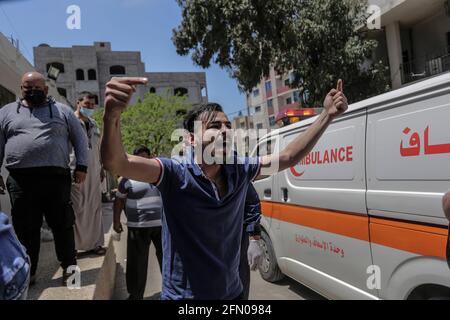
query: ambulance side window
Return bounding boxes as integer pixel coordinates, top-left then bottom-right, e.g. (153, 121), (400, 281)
(257, 139), (274, 157)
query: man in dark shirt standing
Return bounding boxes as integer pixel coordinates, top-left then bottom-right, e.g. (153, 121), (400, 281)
(0, 72), (89, 286)
(240, 184), (263, 300)
(101, 76), (347, 299)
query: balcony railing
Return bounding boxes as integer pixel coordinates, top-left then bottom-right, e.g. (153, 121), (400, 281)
(400, 51), (450, 85)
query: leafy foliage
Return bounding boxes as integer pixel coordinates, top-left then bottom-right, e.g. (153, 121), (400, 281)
(94, 93), (190, 156)
(173, 0), (390, 104)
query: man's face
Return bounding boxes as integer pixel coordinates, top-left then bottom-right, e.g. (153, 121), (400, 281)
(21, 78), (48, 99)
(194, 111), (233, 162)
(77, 97), (96, 110)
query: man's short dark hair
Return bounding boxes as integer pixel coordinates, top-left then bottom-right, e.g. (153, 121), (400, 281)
(183, 103), (224, 133)
(133, 145), (151, 156)
(77, 91), (95, 102)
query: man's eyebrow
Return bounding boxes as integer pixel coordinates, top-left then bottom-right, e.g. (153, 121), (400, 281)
(207, 120), (231, 126)
(207, 121), (222, 125)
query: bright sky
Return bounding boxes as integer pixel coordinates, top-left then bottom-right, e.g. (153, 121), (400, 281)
(0, 0), (247, 117)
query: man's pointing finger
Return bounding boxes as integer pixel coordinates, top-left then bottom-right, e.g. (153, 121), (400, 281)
(336, 79), (343, 92)
(112, 77), (148, 86)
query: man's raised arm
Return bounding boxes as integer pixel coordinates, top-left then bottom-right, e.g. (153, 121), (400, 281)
(101, 77), (161, 184)
(258, 80), (348, 178)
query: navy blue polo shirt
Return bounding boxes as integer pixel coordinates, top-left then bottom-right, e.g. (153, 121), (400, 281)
(155, 153), (261, 300)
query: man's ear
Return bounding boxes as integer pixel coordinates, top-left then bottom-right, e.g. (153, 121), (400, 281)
(187, 132), (196, 146)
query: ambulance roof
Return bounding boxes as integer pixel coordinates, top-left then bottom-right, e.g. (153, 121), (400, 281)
(263, 71), (450, 140)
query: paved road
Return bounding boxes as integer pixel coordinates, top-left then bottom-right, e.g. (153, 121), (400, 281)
(114, 237), (325, 300)
(27, 204), (113, 300)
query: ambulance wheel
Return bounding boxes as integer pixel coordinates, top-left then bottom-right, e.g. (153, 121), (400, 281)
(259, 230), (285, 283)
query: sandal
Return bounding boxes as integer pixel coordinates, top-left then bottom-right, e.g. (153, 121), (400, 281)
(91, 246), (107, 256)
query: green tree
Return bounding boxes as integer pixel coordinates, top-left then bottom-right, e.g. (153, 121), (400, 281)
(173, 0), (390, 105)
(94, 93), (190, 156)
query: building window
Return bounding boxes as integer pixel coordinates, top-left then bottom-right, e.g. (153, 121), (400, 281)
(46, 62), (65, 73)
(293, 90), (301, 103)
(174, 87), (188, 96)
(265, 81), (272, 93)
(284, 78), (290, 86)
(253, 89), (260, 97)
(267, 99), (273, 108)
(88, 69), (97, 81)
(76, 69), (85, 81)
(256, 123), (263, 130)
(269, 116), (276, 127)
(110, 65), (126, 75)
(0, 84), (16, 107)
(286, 97), (293, 105)
(255, 106), (261, 113)
(57, 87), (67, 98)
(149, 87), (156, 93)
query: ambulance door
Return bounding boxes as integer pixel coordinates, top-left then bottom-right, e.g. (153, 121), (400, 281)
(252, 138), (279, 238)
(366, 80), (450, 299)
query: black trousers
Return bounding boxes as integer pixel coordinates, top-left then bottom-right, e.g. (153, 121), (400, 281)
(6, 172), (77, 276)
(126, 226), (163, 299)
(239, 231), (251, 300)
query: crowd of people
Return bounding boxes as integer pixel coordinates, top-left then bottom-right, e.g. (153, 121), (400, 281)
(0, 71), (264, 300)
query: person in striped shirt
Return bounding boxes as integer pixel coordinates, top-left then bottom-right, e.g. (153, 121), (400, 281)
(113, 146), (163, 300)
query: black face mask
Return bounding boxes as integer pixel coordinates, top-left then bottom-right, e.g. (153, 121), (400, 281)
(23, 89), (47, 105)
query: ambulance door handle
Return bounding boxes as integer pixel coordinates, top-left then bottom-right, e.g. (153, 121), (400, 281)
(281, 188), (289, 202)
(264, 189), (272, 198)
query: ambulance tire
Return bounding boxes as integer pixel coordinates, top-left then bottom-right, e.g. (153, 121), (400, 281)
(259, 230), (285, 283)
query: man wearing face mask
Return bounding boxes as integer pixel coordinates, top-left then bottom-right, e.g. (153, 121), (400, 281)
(0, 72), (89, 286)
(70, 92), (106, 256)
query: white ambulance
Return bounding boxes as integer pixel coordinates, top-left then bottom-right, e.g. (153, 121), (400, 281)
(253, 72), (450, 300)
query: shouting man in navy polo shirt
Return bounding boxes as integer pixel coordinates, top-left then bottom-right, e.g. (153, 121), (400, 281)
(101, 77), (348, 300)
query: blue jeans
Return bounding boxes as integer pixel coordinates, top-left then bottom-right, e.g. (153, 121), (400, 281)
(0, 212), (30, 300)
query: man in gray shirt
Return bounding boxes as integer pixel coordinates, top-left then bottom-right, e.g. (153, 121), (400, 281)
(113, 145), (163, 300)
(0, 72), (88, 286)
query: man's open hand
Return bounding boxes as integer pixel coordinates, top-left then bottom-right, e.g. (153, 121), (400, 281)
(104, 77), (148, 115)
(323, 79), (348, 119)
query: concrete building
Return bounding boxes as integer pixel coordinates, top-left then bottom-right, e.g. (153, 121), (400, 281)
(34, 41), (208, 107)
(231, 112), (254, 130)
(246, 68), (322, 130)
(247, 0), (450, 130)
(369, 0), (450, 89)
(146, 72), (207, 104)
